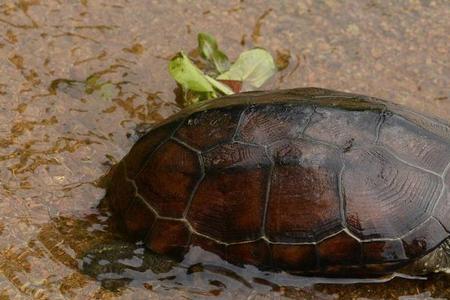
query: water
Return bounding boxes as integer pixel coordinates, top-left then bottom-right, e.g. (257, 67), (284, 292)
(0, 0), (449, 298)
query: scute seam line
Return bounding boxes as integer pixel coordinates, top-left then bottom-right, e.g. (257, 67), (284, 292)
(429, 175), (447, 216)
(432, 216), (450, 235)
(299, 106), (316, 136)
(133, 117), (186, 179)
(182, 154), (205, 219)
(233, 140), (263, 148)
(171, 136), (201, 154)
(374, 107), (388, 144)
(231, 106), (248, 142)
(338, 153), (348, 230)
(118, 161), (141, 215)
(300, 135), (341, 150)
(443, 161), (450, 179)
(131, 175), (426, 246)
(375, 145), (442, 178)
(399, 216), (434, 241)
(260, 146), (274, 237)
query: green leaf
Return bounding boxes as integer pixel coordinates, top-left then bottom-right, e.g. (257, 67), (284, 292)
(198, 33), (230, 74)
(168, 52), (216, 95)
(217, 48), (276, 91)
(204, 75), (234, 95)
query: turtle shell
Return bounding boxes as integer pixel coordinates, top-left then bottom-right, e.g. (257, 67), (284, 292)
(106, 88), (450, 276)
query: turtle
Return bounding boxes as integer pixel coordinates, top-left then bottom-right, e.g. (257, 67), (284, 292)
(104, 87), (450, 277)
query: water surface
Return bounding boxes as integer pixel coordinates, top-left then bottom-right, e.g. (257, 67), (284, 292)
(0, 1), (449, 299)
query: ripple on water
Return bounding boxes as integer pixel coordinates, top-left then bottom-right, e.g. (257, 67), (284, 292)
(0, 0), (448, 298)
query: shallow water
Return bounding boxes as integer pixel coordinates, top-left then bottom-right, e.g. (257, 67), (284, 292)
(0, 0), (449, 299)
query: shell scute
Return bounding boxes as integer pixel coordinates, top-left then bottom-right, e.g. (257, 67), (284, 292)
(202, 142), (268, 170)
(135, 140), (202, 218)
(188, 143), (271, 243)
(271, 244), (317, 271)
(124, 121), (181, 178)
(434, 170), (450, 231)
(191, 234), (226, 259)
(145, 219), (191, 259)
(304, 107), (380, 147)
(379, 114), (450, 173)
(401, 217), (448, 259)
(266, 139), (342, 243)
(236, 104), (313, 145)
(175, 106), (243, 150)
(343, 147), (443, 240)
(226, 240), (271, 268)
(122, 197), (156, 239)
(107, 162), (135, 215)
(362, 240), (407, 264)
(317, 231), (361, 266)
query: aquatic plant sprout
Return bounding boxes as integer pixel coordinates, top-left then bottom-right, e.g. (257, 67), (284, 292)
(168, 33), (277, 106)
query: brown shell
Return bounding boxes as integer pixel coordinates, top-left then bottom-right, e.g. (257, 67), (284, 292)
(106, 88), (450, 276)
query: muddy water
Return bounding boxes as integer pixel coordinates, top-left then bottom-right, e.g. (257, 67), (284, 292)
(0, 0), (449, 299)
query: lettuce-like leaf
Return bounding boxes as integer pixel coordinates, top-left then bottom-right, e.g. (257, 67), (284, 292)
(198, 33), (230, 74)
(168, 37), (278, 106)
(217, 48), (276, 91)
(168, 52), (216, 95)
(204, 75), (234, 95)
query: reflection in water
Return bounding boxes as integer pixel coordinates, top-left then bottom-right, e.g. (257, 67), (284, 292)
(2, 212), (448, 299)
(0, 0), (448, 299)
